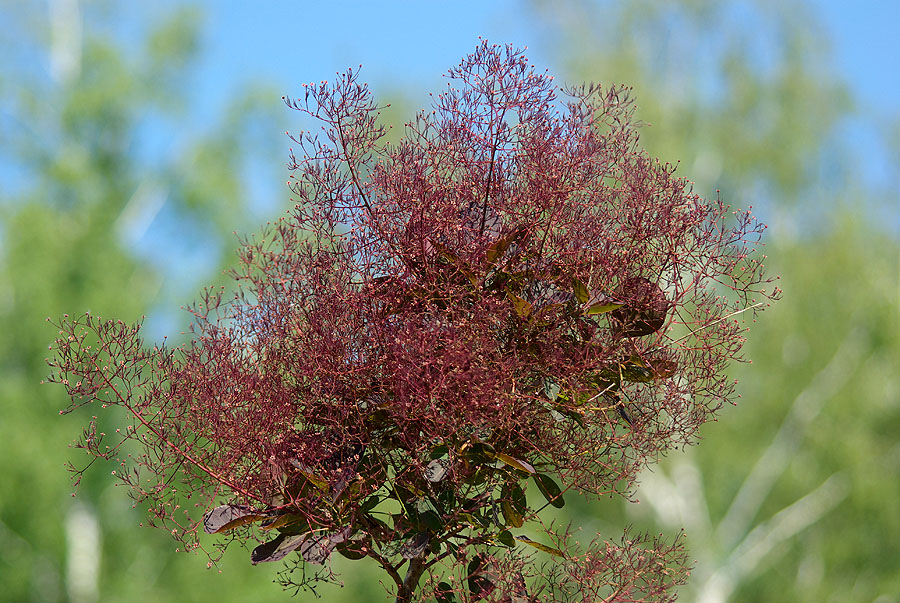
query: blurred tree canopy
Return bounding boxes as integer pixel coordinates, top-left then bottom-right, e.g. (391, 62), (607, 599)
(525, 1), (900, 601)
(2, 0), (897, 601)
(528, 0), (851, 206)
(0, 3), (295, 601)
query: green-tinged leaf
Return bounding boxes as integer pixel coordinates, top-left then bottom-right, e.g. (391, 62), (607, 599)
(587, 302), (623, 315)
(202, 504), (268, 534)
(532, 473), (565, 508)
(435, 582), (457, 603)
(496, 453), (536, 474)
(437, 489), (456, 513)
(294, 467), (329, 492)
(430, 444), (449, 459)
(550, 404), (586, 427)
(419, 510), (443, 532)
(356, 455), (388, 490)
(391, 510), (416, 535)
(395, 484), (424, 511)
(510, 483), (527, 514)
(467, 465), (501, 486)
(617, 357), (654, 382)
(459, 512), (488, 528)
(485, 227), (526, 268)
(620, 355), (678, 381)
(515, 535), (564, 557)
(554, 388), (574, 405)
(497, 529), (515, 547)
(406, 482), (427, 497)
(501, 500), (524, 528)
(506, 290), (533, 319)
(589, 371), (620, 393)
(571, 278), (590, 303)
(260, 513), (307, 534)
(464, 441), (497, 464)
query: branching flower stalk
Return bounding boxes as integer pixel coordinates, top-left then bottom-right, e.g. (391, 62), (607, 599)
(48, 42), (778, 602)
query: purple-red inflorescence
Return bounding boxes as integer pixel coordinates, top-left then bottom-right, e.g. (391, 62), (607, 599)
(48, 42), (777, 601)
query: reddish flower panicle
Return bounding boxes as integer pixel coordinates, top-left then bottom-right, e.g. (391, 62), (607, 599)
(49, 42), (777, 600)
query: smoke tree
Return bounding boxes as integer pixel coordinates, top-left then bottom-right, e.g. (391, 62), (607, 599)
(48, 43), (777, 601)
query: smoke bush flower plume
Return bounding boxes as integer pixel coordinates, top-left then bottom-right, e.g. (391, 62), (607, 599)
(48, 42), (778, 602)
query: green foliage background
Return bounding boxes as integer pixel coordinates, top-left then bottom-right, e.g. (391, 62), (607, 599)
(1, 1), (897, 601)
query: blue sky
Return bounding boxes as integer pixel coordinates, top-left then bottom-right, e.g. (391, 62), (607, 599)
(16, 0), (898, 198)
(815, 0), (900, 116)
(186, 1), (899, 201)
(191, 1), (899, 118)
(10, 1), (898, 193)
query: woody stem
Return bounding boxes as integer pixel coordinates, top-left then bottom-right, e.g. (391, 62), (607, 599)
(395, 557), (426, 603)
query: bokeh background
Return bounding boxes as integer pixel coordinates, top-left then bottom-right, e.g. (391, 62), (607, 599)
(2, 1), (898, 601)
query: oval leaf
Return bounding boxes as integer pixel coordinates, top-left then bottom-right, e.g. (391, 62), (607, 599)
(510, 483), (527, 513)
(419, 510), (444, 532)
(399, 531), (431, 559)
(496, 453), (535, 474)
(435, 582), (457, 603)
(515, 535), (564, 557)
(336, 536), (369, 560)
(618, 357), (654, 382)
(203, 505), (268, 534)
(586, 302), (623, 315)
(506, 290), (533, 319)
(474, 442), (497, 459)
(485, 227), (525, 267)
(571, 278), (589, 304)
(260, 513), (307, 534)
(497, 529), (515, 548)
(532, 473), (565, 508)
(300, 526), (352, 564)
(251, 534), (306, 564)
(287, 458), (330, 491)
(430, 444), (450, 459)
(467, 554), (496, 602)
(501, 500), (524, 528)
(425, 458), (451, 482)
(459, 512), (488, 528)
